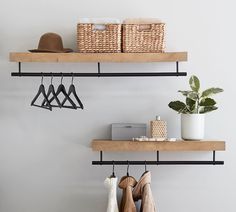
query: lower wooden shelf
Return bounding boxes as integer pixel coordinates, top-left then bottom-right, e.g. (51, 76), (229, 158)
(91, 139), (226, 152)
(9, 52), (187, 63)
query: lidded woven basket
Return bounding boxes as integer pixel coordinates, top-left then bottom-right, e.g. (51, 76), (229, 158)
(122, 18), (165, 53)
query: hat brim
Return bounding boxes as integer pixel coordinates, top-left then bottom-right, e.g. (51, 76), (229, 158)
(28, 48), (73, 53)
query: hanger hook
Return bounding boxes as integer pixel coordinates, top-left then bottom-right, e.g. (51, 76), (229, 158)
(61, 73), (63, 84)
(145, 160), (147, 172)
(71, 73), (74, 85)
(41, 73), (43, 84)
(127, 160), (129, 176)
(51, 73), (53, 85)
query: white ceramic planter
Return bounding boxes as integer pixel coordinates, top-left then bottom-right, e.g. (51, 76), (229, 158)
(181, 114), (205, 140)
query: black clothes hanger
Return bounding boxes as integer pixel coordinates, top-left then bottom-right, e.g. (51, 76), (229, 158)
(48, 74), (77, 109)
(41, 74), (61, 108)
(61, 74), (84, 109)
(110, 160), (116, 178)
(127, 161), (130, 177)
(31, 74), (52, 111)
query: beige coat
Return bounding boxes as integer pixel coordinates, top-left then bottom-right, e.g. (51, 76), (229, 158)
(118, 176), (137, 212)
(132, 171), (156, 212)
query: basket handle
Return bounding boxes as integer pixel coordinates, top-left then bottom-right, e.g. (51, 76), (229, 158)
(92, 24), (107, 31)
(137, 24), (153, 31)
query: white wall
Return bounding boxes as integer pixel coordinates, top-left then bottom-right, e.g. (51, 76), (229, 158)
(0, 0), (235, 211)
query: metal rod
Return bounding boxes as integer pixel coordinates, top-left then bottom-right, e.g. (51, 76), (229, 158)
(157, 151), (159, 162)
(100, 151), (103, 162)
(11, 72), (187, 77)
(92, 160), (224, 165)
(18, 62), (21, 75)
(98, 63), (101, 77)
(213, 150), (216, 165)
(176, 61), (179, 74)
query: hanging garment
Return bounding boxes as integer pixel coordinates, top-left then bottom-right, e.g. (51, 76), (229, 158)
(104, 177), (119, 212)
(132, 171), (156, 212)
(118, 176), (137, 212)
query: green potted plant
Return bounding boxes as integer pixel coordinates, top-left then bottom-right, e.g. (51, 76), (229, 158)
(168, 75), (223, 140)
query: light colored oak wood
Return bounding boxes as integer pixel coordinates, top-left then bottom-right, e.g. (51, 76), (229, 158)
(91, 140), (225, 152)
(9, 52), (188, 63)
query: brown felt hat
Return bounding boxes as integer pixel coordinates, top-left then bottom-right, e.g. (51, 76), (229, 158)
(29, 32), (73, 53)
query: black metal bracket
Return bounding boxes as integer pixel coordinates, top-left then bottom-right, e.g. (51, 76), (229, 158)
(11, 62), (187, 77)
(19, 62), (21, 75)
(92, 150), (224, 166)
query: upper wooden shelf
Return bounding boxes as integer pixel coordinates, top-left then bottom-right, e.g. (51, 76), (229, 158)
(91, 140), (225, 152)
(9, 52), (188, 63)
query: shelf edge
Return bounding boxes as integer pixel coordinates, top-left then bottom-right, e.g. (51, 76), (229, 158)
(9, 52), (188, 63)
(91, 140), (226, 152)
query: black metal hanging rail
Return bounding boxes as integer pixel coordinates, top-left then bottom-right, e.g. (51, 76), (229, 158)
(92, 151), (224, 166)
(11, 62), (187, 77)
(92, 161), (224, 165)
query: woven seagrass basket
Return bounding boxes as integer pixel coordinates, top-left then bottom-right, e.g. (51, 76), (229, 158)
(77, 23), (121, 53)
(150, 120), (167, 139)
(122, 23), (165, 53)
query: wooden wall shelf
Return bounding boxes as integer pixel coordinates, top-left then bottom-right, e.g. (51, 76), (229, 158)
(91, 140), (226, 152)
(10, 52), (188, 63)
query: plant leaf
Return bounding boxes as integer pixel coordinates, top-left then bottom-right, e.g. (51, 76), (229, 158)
(186, 97), (196, 112)
(199, 106), (218, 113)
(168, 101), (187, 113)
(199, 98), (216, 106)
(187, 92), (199, 100)
(178, 90), (192, 96)
(201, 87), (223, 97)
(189, 75), (200, 92)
